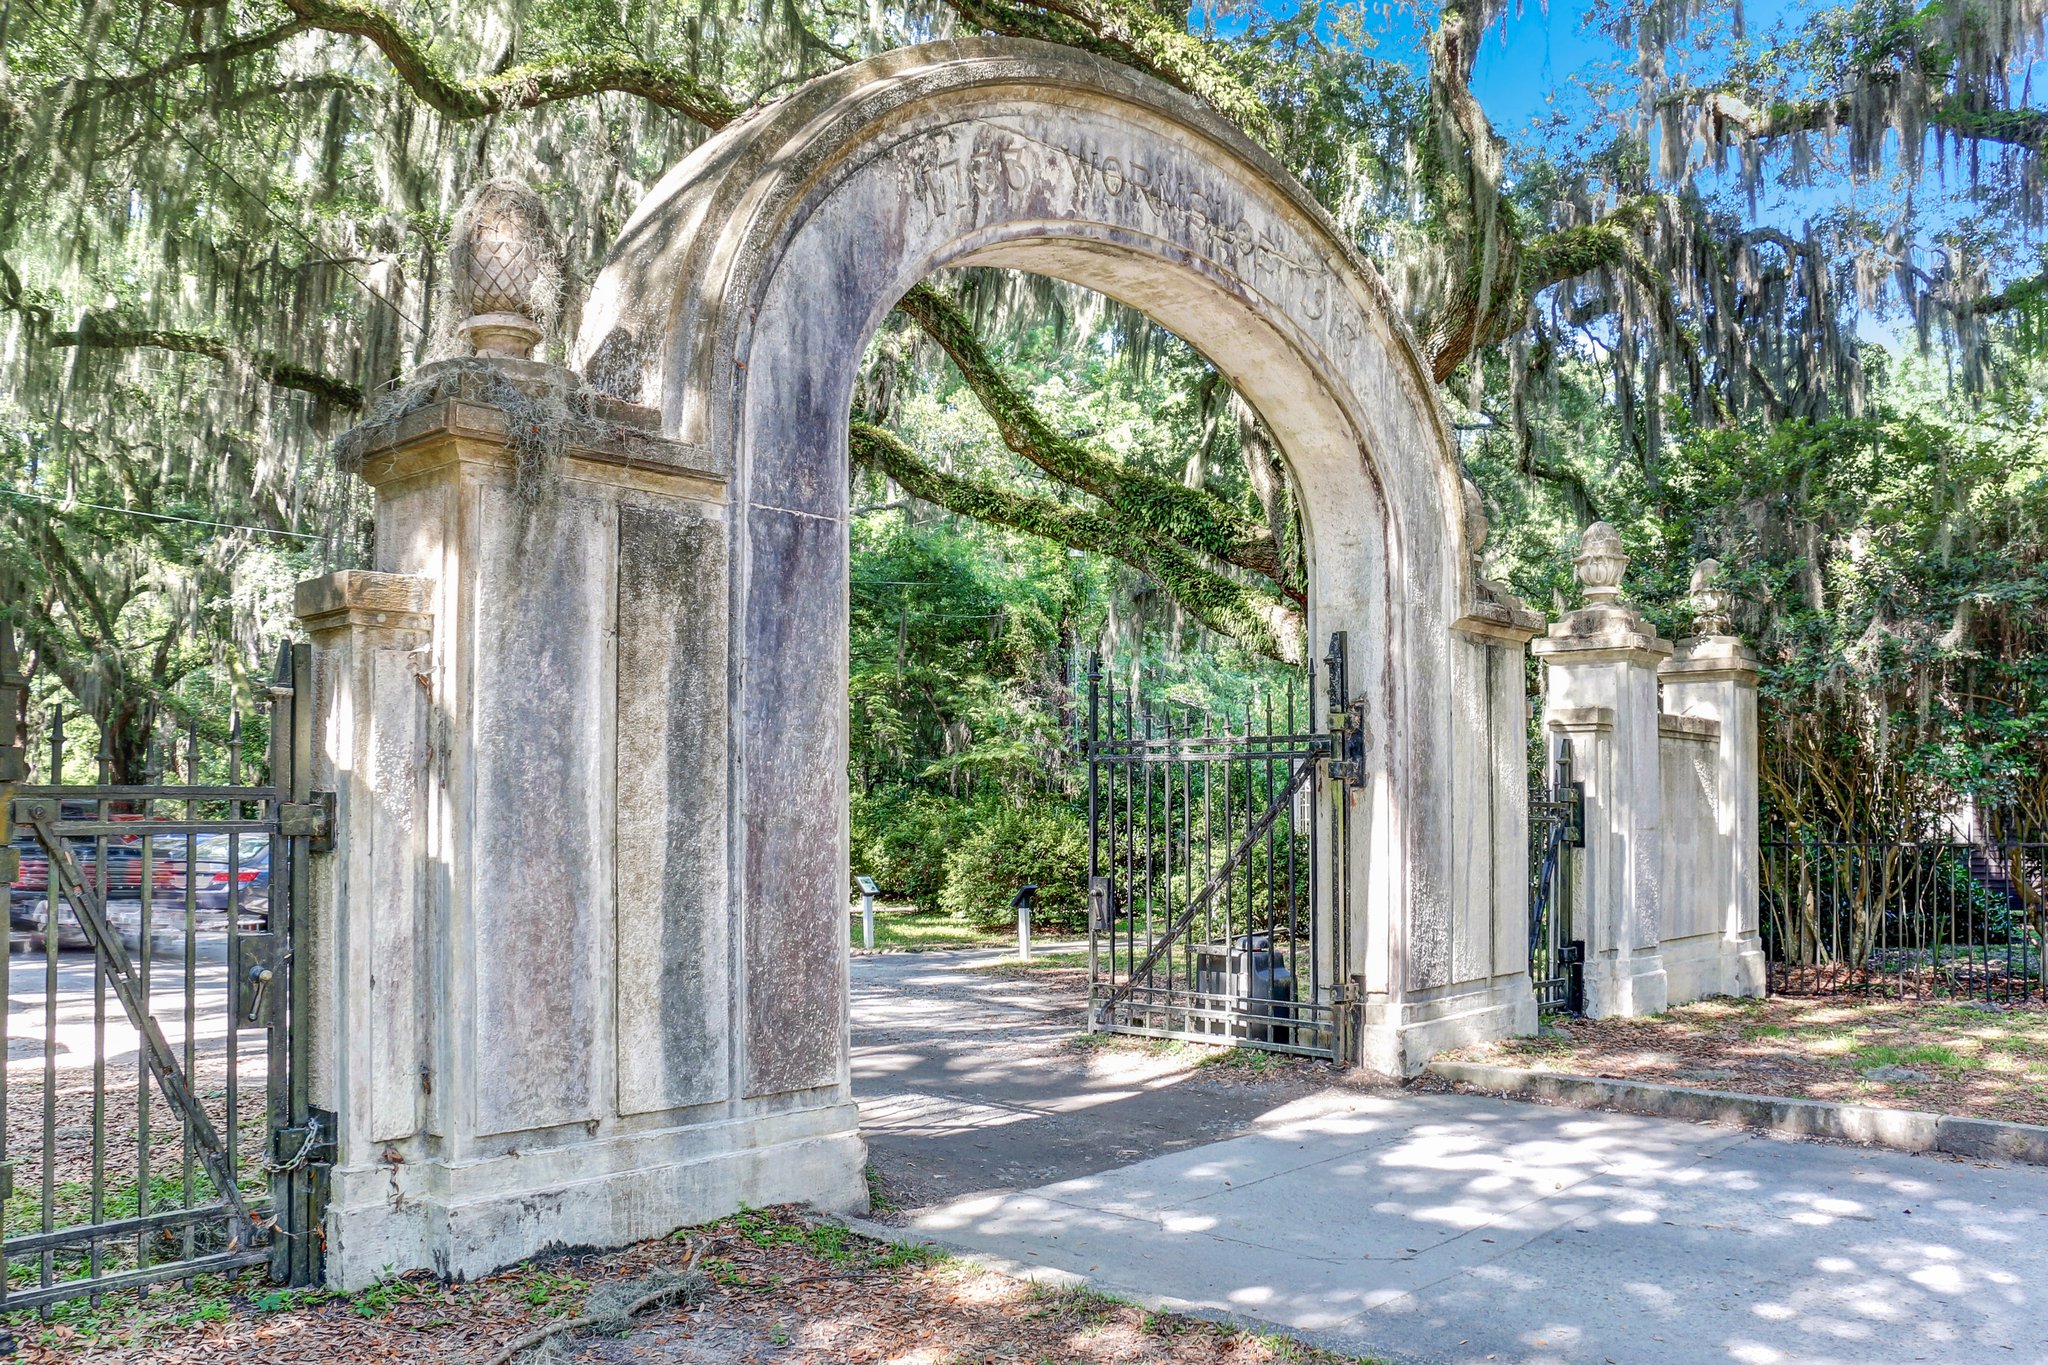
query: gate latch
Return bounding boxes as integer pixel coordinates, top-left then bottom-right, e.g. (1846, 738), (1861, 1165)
(234, 932), (282, 1026)
(280, 791), (336, 852)
(268, 1114), (335, 1173)
(1088, 876), (1120, 933)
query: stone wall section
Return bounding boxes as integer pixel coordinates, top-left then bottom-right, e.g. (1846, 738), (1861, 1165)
(1536, 528), (1765, 1018)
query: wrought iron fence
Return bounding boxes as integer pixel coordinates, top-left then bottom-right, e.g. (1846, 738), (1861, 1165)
(1761, 833), (2046, 1002)
(0, 641), (327, 1314)
(1083, 651), (1342, 1059)
(1527, 736), (1584, 1013)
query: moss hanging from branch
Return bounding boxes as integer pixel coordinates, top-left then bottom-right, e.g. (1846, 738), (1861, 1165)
(50, 316), (365, 411)
(851, 420), (1301, 661)
(939, 0), (1279, 148)
(896, 284), (1296, 599)
(275, 0), (743, 126)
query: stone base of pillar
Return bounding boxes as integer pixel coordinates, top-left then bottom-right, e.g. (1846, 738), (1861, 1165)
(1723, 935), (1767, 998)
(1659, 932), (1767, 1007)
(323, 1105), (866, 1288)
(1357, 972), (1538, 1076)
(1582, 952), (1668, 1019)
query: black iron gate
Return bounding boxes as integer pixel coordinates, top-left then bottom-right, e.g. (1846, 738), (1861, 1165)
(1083, 635), (1364, 1061)
(0, 633), (328, 1313)
(1528, 734), (1584, 1013)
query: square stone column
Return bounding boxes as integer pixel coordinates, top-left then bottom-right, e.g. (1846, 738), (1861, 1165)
(1532, 525), (1671, 1018)
(299, 359), (865, 1288)
(1660, 634), (1766, 999)
(295, 572), (434, 1192)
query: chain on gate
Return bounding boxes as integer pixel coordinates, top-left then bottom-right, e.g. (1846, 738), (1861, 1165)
(1528, 734), (1585, 1014)
(0, 631), (330, 1315)
(1083, 634), (1367, 1061)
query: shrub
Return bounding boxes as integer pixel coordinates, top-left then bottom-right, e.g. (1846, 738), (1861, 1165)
(939, 804), (1089, 929)
(852, 789), (981, 911)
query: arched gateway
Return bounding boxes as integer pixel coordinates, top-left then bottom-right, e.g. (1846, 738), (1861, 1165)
(301, 39), (1543, 1287)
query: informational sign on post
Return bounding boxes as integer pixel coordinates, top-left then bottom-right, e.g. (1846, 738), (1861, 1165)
(855, 876), (880, 950)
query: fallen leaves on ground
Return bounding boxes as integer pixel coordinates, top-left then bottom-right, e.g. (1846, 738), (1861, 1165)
(8, 1207), (1378, 1364)
(1441, 994), (2048, 1124)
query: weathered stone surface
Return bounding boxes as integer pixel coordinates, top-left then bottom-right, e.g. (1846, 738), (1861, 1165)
(470, 486), (612, 1135)
(615, 501), (731, 1114)
(741, 504), (847, 1098)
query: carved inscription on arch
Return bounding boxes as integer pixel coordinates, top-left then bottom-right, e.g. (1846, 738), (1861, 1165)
(892, 121), (1365, 365)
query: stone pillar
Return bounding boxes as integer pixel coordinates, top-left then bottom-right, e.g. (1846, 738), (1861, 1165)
(295, 572), (433, 1213)
(1532, 524), (1671, 1017)
(300, 357), (866, 1287)
(1658, 560), (1766, 1000)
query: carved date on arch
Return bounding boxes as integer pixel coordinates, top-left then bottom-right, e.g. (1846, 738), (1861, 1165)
(891, 121), (1362, 362)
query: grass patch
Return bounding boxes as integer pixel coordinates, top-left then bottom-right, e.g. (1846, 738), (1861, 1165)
(864, 1162), (897, 1215)
(1197, 1044), (1287, 1073)
(1850, 1042), (1979, 1071)
(850, 907), (1027, 951)
(971, 948), (1090, 976)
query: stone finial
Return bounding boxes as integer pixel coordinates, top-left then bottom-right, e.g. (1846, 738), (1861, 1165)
(450, 179), (561, 361)
(1461, 477), (1489, 562)
(1688, 557), (1733, 636)
(1574, 521), (1628, 606)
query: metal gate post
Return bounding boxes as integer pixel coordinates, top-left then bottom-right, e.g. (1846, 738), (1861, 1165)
(266, 641), (331, 1286)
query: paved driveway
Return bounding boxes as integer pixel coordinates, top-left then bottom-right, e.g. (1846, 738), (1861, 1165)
(851, 952), (2048, 1365)
(851, 947), (1330, 1210)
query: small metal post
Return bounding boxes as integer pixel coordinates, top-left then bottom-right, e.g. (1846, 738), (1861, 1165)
(1012, 883), (1039, 962)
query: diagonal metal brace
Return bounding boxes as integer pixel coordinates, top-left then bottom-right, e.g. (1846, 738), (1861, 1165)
(1095, 758), (1319, 1024)
(21, 804), (257, 1238)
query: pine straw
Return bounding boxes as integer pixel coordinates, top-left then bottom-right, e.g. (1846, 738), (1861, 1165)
(1437, 994), (2048, 1125)
(8, 1207), (1376, 1364)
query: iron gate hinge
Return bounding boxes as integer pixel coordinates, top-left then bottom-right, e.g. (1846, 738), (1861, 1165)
(1327, 700), (1370, 788)
(280, 791), (336, 851)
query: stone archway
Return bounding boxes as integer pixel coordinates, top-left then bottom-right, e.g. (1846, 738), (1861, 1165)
(577, 35), (1539, 1083)
(302, 37), (1542, 1287)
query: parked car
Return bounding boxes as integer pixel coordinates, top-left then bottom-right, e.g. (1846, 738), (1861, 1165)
(9, 839), (182, 950)
(154, 834), (271, 922)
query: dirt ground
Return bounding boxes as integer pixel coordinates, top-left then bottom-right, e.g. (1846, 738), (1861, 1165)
(1440, 993), (2048, 1124)
(6, 1207), (1375, 1364)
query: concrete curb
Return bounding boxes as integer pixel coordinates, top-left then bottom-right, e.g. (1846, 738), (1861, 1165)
(1427, 1060), (2048, 1166)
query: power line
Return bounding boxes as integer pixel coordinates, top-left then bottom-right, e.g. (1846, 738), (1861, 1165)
(0, 485), (330, 542)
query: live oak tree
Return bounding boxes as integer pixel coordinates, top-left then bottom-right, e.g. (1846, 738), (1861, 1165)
(1, 0), (2042, 772)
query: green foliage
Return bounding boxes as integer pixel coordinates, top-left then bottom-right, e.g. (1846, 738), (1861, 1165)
(939, 804), (1090, 929)
(852, 790), (983, 911)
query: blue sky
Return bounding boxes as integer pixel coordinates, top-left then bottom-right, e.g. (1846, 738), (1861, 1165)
(1187, 0), (2045, 337)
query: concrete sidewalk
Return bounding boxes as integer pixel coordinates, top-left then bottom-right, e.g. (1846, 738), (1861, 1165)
(895, 1088), (2048, 1365)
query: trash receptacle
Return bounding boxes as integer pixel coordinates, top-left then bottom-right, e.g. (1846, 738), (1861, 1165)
(1192, 933), (1295, 1045)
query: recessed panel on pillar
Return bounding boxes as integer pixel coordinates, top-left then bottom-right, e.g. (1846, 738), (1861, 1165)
(615, 501), (731, 1114)
(741, 503), (846, 1098)
(471, 487), (614, 1135)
